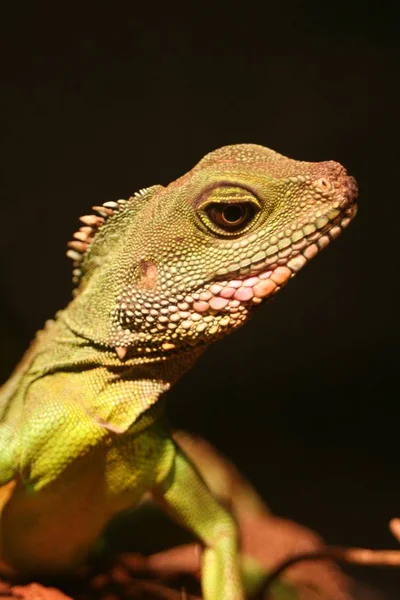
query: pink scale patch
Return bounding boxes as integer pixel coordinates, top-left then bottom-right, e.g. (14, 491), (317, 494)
(243, 277), (259, 287)
(228, 280), (243, 289)
(209, 296), (229, 310)
(199, 291), (212, 301)
(253, 279), (276, 298)
(303, 244), (319, 259)
(209, 284), (223, 295)
(193, 301), (209, 312)
(234, 287), (254, 302)
(270, 266), (291, 285)
(219, 287), (236, 299)
(259, 270), (272, 280)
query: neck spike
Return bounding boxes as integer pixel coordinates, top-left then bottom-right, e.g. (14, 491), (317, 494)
(66, 198), (127, 283)
(66, 185), (161, 288)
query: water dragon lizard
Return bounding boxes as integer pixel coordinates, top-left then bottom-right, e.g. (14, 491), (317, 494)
(0, 144), (358, 599)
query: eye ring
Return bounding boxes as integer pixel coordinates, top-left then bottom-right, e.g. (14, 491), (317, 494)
(205, 202), (257, 232)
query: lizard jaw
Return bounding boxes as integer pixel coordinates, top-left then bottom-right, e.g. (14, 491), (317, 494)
(197, 202), (358, 310)
(111, 200), (357, 356)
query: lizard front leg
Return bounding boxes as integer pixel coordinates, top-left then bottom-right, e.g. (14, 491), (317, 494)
(154, 447), (244, 600)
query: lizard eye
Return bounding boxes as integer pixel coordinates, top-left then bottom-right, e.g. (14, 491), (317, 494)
(197, 185), (261, 236)
(206, 203), (257, 232)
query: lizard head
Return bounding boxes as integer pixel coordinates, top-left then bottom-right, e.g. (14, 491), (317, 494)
(67, 144), (358, 360)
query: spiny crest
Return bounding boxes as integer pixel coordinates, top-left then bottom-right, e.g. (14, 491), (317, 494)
(67, 187), (154, 287)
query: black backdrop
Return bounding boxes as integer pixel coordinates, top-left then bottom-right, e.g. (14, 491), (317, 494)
(1, 2), (399, 597)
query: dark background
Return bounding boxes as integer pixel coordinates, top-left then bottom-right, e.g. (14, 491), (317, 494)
(1, 2), (399, 597)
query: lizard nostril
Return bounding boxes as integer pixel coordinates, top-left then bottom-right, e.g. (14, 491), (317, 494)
(312, 177), (333, 199)
(312, 178), (332, 194)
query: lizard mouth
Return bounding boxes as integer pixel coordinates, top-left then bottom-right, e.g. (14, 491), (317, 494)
(193, 201), (358, 313)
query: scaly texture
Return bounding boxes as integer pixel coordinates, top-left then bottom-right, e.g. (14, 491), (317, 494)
(0, 144), (358, 600)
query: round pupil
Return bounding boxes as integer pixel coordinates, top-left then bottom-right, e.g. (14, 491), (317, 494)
(223, 204), (244, 223)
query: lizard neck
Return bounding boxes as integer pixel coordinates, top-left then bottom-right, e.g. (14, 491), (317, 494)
(27, 315), (204, 435)
(51, 310), (205, 375)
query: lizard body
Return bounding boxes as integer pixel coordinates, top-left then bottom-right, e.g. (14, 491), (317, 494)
(0, 144), (358, 599)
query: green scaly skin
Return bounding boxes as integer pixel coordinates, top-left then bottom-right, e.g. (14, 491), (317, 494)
(0, 144), (358, 599)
